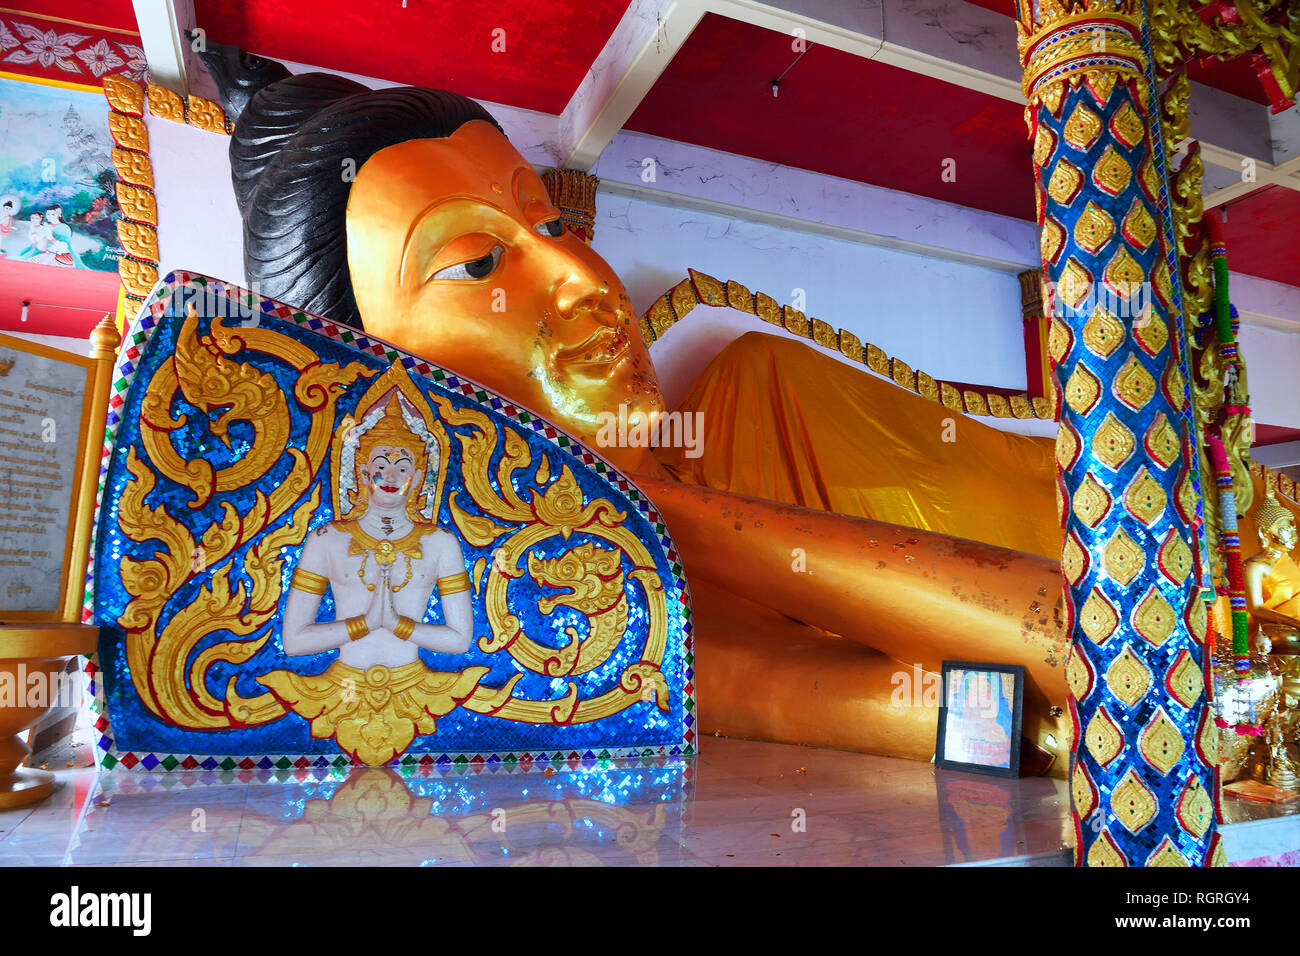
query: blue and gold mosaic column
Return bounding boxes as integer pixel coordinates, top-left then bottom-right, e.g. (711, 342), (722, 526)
(1017, 0), (1221, 866)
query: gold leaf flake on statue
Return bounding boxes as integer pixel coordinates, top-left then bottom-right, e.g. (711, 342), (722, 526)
(1079, 586), (1119, 645)
(1125, 468), (1167, 526)
(1047, 158), (1084, 204)
(1156, 529), (1192, 585)
(1072, 762), (1097, 818)
(1165, 648), (1202, 709)
(1105, 643), (1151, 708)
(1086, 828), (1127, 867)
(1109, 102), (1145, 148)
(1121, 199), (1156, 251)
(1092, 146), (1133, 196)
(1067, 644), (1095, 700)
(1146, 836), (1190, 867)
(1134, 586), (1176, 647)
(1064, 364), (1101, 414)
(1073, 202), (1115, 255)
(1103, 529), (1145, 587)
(1092, 413), (1135, 471)
(1112, 354), (1156, 410)
(1062, 531), (1089, 585)
(1111, 768), (1158, 833)
(1175, 776), (1213, 839)
(1085, 704), (1124, 766)
(1063, 101), (1103, 150)
(1081, 305), (1124, 358)
(1140, 706), (1185, 775)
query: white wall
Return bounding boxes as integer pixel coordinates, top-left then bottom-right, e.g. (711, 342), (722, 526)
(1239, 322), (1300, 430)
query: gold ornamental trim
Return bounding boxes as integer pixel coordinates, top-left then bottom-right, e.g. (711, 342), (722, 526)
(103, 76), (158, 305)
(640, 269), (1055, 422)
(1017, 2), (1147, 104)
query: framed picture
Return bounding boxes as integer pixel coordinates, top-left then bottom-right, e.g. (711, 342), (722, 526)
(935, 661), (1025, 778)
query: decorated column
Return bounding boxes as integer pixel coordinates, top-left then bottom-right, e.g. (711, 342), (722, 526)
(1018, 0), (1221, 866)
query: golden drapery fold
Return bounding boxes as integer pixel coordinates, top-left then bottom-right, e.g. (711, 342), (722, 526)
(655, 332), (1060, 560)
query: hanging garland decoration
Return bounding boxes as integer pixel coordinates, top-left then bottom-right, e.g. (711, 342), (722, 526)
(1205, 433), (1251, 673)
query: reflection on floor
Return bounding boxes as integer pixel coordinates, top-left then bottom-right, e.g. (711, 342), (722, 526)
(0, 738), (1089, 866)
(4, 736), (1295, 866)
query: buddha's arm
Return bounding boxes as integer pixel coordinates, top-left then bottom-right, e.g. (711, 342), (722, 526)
(1244, 560), (1300, 630)
(636, 476), (1070, 704)
(403, 532), (474, 655)
(281, 536), (381, 655)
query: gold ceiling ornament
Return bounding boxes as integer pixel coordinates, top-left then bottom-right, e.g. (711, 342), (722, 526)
(1079, 586), (1120, 644)
(1150, 0), (1299, 105)
(1126, 467), (1169, 526)
(1111, 767), (1159, 833)
(1085, 703), (1126, 765)
(640, 269), (1054, 420)
(1106, 642), (1153, 707)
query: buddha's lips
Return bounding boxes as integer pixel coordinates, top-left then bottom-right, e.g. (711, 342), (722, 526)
(559, 323), (630, 367)
(380, 485), (399, 493)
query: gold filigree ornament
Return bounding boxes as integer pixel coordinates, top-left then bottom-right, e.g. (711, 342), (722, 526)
(1085, 704), (1124, 767)
(1125, 468), (1168, 526)
(1073, 202), (1116, 255)
(1072, 473), (1113, 528)
(1082, 305), (1124, 358)
(1047, 158), (1084, 205)
(1063, 101), (1103, 150)
(1133, 585), (1177, 647)
(1087, 828), (1128, 867)
(120, 305), (371, 730)
(1103, 528), (1145, 587)
(1112, 354), (1157, 410)
(1072, 762), (1098, 818)
(1079, 586), (1119, 645)
(1175, 775), (1213, 840)
(1092, 147), (1134, 197)
(1092, 413), (1135, 471)
(1139, 706), (1185, 774)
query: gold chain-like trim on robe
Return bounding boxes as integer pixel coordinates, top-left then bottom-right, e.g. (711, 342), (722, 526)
(639, 268), (1055, 422)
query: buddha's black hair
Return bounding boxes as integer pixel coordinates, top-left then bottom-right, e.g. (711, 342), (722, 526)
(202, 47), (502, 328)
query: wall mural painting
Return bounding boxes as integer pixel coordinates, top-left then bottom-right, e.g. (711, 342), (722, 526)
(0, 76), (121, 271)
(90, 274), (694, 769)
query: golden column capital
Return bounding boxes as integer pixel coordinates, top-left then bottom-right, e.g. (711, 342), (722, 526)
(1017, 0), (1148, 105)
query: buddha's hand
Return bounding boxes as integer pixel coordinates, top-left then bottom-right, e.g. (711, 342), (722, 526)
(363, 572), (389, 633)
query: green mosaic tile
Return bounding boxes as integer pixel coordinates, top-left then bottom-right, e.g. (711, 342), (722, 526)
(218, 757), (236, 770)
(274, 757), (291, 770)
(161, 755), (179, 770)
(100, 753), (118, 769)
(452, 754), (469, 765)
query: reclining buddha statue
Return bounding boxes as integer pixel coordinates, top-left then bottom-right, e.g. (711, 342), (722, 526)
(201, 50), (1072, 774)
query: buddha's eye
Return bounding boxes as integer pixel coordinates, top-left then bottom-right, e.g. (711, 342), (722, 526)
(432, 244), (503, 280)
(535, 219), (564, 238)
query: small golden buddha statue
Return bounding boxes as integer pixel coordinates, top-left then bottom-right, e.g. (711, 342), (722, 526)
(1244, 494), (1300, 657)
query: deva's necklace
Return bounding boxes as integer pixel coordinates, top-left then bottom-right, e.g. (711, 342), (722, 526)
(339, 515), (427, 592)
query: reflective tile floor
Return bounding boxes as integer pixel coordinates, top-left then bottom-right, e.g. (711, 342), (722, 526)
(0, 738), (1079, 866)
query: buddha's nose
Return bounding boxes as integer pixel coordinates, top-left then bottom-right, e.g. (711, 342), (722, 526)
(554, 271), (611, 322)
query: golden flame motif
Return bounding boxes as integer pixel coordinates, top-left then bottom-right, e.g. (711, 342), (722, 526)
(1079, 587), (1120, 645)
(1086, 828), (1128, 867)
(1121, 199), (1157, 252)
(1066, 644), (1095, 700)
(1073, 202), (1116, 256)
(1072, 473), (1113, 528)
(1033, 123), (1056, 166)
(1085, 704), (1125, 766)
(1049, 315), (1073, 364)
(1058, 258), (1094, 310)
(1093, 413), (1136, 471)
(1139, 706), (1186, 774)
(1062, 531), (1089, 586)
(1109, 102), (1146, 149)
(1156, 529), (1193, 586)
(1092, 146), (1134, 197)
(1072, 762), (1097, 818)
(1165, 648), (1203, 710)
(1056, 421), (1081, 471)
(1103, 529), (1145, 588)
(1081, 305), (1124, 358)
(1064, 364), (1102, 415)
(1124, 468), (1168, 526)
(1111, 768), (1158, 833)
(1041, 216), (1066, 264)
(1063, 101), (1104, 150)
(1112, 354), (1157, 410)
(1105, 643), (1152, 708)
(1175, 775), (1213, 839)
(1143, 414), (1181, 470)
(1146, 836), (1190, 867)
(1133, 586), (1177, 647)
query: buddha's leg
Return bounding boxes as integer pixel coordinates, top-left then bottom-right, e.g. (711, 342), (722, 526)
(640, 476), (1071, 770)
(691, 578), (937, 762)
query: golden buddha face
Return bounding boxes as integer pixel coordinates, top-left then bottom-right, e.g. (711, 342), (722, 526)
(346, 121), (663, 473)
